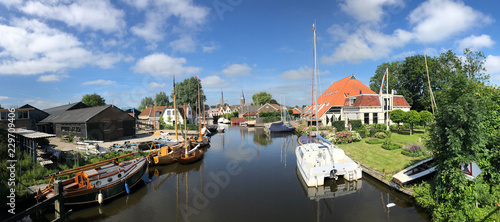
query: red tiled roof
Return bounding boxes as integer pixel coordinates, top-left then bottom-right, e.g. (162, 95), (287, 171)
(304, 75), (377, 118)
(138, 106), (171, 119)
(344, 95), (381, 107)
(231, 118), (249, 123)
(243, 111), (259, 116)
(393, 96), (411, 107)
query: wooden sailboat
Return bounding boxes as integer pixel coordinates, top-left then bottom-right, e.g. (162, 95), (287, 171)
(35, 153), (147, 205)
(147, 76), (187, 165)
(176, 99), (205, 164)
(190, 79), (210, 148)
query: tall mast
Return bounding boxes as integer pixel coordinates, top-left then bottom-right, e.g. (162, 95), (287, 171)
(173, 76), (178, 140)
(310, 23), (315, 138)
(314, 23), (318, 133)
(424, 53), (435, 115)
(198, 78), (201, 140)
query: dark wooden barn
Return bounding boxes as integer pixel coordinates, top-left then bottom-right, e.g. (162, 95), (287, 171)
(40, 104), (135, 141)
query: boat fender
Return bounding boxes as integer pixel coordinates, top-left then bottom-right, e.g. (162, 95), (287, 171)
(125, 182), (130, 194)
(98, 191), (103, 205)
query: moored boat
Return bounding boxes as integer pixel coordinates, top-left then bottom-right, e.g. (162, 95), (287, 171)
(35, 153), (147, 205)
(265, 121), (296, 133)
(390, 157), (436, 190)
(296, 135), (362, 187)
(176, 144), (204, 164)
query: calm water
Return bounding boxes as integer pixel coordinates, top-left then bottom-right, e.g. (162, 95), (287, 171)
(45, 126), (430, 221)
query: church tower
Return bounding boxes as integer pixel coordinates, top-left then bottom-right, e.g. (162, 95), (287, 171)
(240, 90), (245, 117)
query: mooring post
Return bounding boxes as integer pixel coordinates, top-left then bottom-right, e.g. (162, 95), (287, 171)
(54, 180), (65, 222)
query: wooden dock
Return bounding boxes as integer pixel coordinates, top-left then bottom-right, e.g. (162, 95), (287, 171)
(356, 161), (414, 196)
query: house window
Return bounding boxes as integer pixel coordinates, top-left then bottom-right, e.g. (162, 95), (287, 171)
(373, 113), (378, 124)
(155, 111), (161, 117)
(364, 113), (369, 124)
(384, 98), (390, 111)
(167, 110), (171, 115)
(17, 111), (28, 119)
(0, 112), (6, 120)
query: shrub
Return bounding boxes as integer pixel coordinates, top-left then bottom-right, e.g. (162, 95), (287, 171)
(348, 120), (362, 131)
(357, 130), (366, 138)
(381, 143), (402, 150)
(365, 138), (384, 144)
(329, 131), (362, 144)
(401, 144), (424, 156)
(375, 123), (387, 130)
(374, 132), (387, 139)
(389, 124), (399, 131)
(331, 120), (345, 131)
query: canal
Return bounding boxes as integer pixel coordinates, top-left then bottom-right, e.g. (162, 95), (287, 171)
(46, 125), (430, 221)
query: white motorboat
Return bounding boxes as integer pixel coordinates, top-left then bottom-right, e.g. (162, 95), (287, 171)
(296, 135), (362, 187)
(223, 118), (230, 124)
(390, 157), (436, 190)
(218, 117), (225, 123)
(217, 124), (225, 133)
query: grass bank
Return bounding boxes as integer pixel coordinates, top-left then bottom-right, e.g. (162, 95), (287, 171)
(337, 130), (432, 181)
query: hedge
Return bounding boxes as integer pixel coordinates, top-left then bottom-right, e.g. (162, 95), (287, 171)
(332, 120), (345, 131)
(348, 120), (362, 131)
(381, 143), (402, 150)
(357, 130), (366, 138)
(365, 138), (384, 144)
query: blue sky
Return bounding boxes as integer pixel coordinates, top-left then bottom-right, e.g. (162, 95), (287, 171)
(1, 0), (499, 109)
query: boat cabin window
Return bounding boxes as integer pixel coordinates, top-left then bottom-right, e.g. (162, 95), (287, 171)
(108, 178), (113, 182)
(117, 173), (122, 178)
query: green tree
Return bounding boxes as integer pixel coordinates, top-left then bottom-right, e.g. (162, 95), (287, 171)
(81, 93), (106, 107)
(252, 92), (272, 105)
(155, 91), (170, 106)
(403, 110), (420, 135)
(462, 48), (489, 82)
(171, 77), (205, 114)
(370, 49), (489, 112)
(269, 99), (278, 104)
(389, 109), (405, 131)
(138, 97), (153, 111)
(419, 73), (500, 221)
(419, 110), (433, 133)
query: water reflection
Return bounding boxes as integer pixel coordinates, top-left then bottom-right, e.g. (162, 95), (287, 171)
(40, 126), (428, 222)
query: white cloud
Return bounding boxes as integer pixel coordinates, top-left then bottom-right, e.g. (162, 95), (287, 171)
(132, 53), (201, 77)
(82, 79), (117, 85)
(485, 55), (500, 74)
(458, 34), (495, 50)
(148, 82), (166, 89)
(202, 42), (219, 53)
(325, 0), (492, 64)
(0, 18), (125, 75)
(170, 36), (196, 53)
(201, 76), (229, 88)
(0, 96), (8, 100)
(37, 74), (69, 82)
(153, 0), (209, 27)
(338, 0), (404, 23)
(130, 0), (209, 42)
(322, 27), (412, 63)
(279, 66), (331, 81)
(221, 63), (252, 77)
(409, 0), (492, 43)
(131, 12), (165, 42)
(19, 0), (125, 33)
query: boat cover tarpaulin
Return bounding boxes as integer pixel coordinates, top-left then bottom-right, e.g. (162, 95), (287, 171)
(298, 135), (317, 144)
(268, 122), (296, 132)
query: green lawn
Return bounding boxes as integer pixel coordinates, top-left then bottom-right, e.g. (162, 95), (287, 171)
(337, 130), (432, 181)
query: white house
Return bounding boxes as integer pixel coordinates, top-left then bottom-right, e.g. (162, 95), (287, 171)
(161, 104), (196, 125)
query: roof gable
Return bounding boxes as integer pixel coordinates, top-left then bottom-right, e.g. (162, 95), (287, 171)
(393, 96), (411, 107)
(41, 105), (111, 123)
